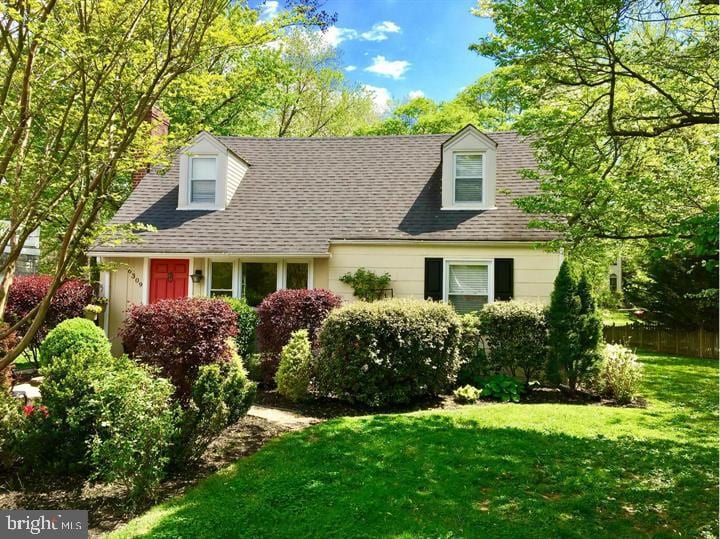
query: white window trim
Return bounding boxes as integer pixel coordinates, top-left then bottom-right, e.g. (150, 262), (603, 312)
(452, 151), (486, 208)
(442, 258), (494, 308)
(282, 259), (314, 290)
(187, 155), (219, 209)
(206, 258), (238, 297)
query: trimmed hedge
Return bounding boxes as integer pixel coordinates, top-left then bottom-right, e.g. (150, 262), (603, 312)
(40, 318), (111, 366)
(477, 301), (549, 385)
(222, 297), (258, 358)
(315, 299), (462, 406)
(120, 298), (237, 402)
(276, 329), (312, 402)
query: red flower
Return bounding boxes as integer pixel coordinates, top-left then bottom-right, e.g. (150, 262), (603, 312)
(23, 404), (49, 418)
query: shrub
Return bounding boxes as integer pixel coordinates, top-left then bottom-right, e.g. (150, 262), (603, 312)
(477, 301), (549, 385)
(222, 297), (258, 358)
(40, 318), (110, 366)
(171, 354), (255, 468)
(120, 298), (237, 402)
(339, 267), (392, 301)
(5, 276), (93, 365)
(481, 374), (523, 403)
(275, 329), (312, 402)
(547, 262), (603, 391)
(0, 387), (23, 470)
(256, 288), (341, 360)
(244, 352), (278, 387)
(316, 299), (462, 406)
(456, 313), (490, 386)
(593, 344), (643, 404)
(453, 384), (481, 404)
(87, 357), (176, 501)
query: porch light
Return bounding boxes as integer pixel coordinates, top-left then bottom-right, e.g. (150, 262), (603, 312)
(190, 269), (204, 284)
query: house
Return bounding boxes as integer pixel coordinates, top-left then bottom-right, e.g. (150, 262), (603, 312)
(1, 221), (40, 275)
(89, 125), (562, 352)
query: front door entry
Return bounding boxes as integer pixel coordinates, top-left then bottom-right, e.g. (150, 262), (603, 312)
(149, 259), (189, 303)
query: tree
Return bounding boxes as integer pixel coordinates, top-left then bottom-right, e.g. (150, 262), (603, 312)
(264, 30), (376, 137)
(547, 262), (601, 391)
(471, 0), (717, 255)
(0, 0), (329, 369)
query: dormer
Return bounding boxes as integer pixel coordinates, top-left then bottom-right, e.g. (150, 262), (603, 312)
(177, 132), (248, 211)
(441, 125), (497, 211)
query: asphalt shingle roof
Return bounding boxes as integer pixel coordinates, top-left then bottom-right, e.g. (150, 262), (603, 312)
(94, 131), (555, 255)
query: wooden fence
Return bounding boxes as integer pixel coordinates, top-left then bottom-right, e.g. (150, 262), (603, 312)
(603, 323), (719, 359)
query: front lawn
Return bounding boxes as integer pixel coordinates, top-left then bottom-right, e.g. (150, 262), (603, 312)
(114, 352), (719, 538)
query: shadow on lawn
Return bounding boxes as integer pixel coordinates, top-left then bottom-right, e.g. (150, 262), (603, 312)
(127, 414), (718, 539)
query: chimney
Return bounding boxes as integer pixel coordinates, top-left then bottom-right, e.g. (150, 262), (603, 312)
(132, 106), (169, 189)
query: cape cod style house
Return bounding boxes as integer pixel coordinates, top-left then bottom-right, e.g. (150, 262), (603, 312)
(89, 125), (562, 353)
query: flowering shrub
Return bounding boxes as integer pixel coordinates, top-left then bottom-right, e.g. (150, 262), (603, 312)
(477, 301), (549, 385)
(593, 344), (643, 404)
(339, 267), (391, 301)
(456, 313), (490, 386)
(275, 329), (312, 402)
(120, 298), (237, 402)
(257, 288), (341, 368)
(316, 299), (462, 406)
(5, 275), (93, 365)
(40, 318), (110, 365)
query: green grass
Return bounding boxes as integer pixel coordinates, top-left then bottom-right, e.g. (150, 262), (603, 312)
(601, 309), (635, 326)
(114, 352), (718, 538)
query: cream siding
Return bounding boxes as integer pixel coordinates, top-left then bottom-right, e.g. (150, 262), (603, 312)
(313, 257), (329, 289)
(226, 154), (248, 206)
(327, 243), (561, 303)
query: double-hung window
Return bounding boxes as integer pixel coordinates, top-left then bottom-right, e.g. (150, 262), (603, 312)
(190, 157), (217, 204)
(453, 153), (484, 204)
(445, 260), (492, 314)
(209, 261), (234, 297)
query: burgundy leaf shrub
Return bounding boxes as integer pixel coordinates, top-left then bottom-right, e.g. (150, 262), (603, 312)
(120, 298), (237, 402)
(257, 289), (342, 358)
(5, 276), (93, 364)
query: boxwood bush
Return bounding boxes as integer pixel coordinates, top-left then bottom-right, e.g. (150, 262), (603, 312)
(477, 301), (549, 385)
(315, 299), (462, 406)
(275, 329), (312, 402)
(40, 318), (110, 366)
(222, 297), (258, 358)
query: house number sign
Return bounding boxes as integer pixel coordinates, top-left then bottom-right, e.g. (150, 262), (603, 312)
(127, 268), (143, 287)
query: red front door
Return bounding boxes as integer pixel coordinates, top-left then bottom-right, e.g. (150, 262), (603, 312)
(149, 259), (189, 304)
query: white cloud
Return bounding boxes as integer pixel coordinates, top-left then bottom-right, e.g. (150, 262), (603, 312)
(318, 26), (358, 48)
(360, 21), (401, 42)
(408, 90), (425, 100)
(364, 55), (410, 80)
(259, 0), (279, 21)
(362, 84), (392, 115)
(344, 65), (357, 72)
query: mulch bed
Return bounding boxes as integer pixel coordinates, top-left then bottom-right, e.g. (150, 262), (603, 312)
(0, 415), (293, 538)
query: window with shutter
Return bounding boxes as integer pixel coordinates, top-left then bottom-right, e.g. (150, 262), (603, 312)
(453, 153), (483, 203)
(445, 261), (492, 314)
(190, 157), (217, 204)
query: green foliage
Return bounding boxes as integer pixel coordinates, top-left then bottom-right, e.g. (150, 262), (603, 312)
(276, 330), (313, 402)
(339, 268), (391, 302)
(112, 352), (718, 539)
(456, 313), (490, 386)
(453, 385), (481, 404)
(172, 356), (256, 469)
(223, 297), (259, 357)
(477, 301), (548, 385)
(87, 357), (176, 501)
(592, 344), (643, 405)
(39, 318), (111, 366)
(316, 299), (462, 406)
(481, 374), (523, 403)
(0, 387), (23, 470)
(471, 0), (717, 262)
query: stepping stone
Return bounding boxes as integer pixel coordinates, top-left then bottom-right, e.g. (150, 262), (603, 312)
(247, 405), (319, 429)
(12, 383), (41, 403)
(30, 376), (44, 387)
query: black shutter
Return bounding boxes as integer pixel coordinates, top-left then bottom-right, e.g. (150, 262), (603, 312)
(424, 258), (443, 301)
(494, 258), (514, 301)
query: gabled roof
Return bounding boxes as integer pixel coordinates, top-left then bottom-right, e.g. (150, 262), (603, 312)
(92, 130), (555, 255)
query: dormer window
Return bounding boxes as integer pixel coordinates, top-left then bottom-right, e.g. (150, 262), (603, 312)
(190, 157), (217, 204)
(177, 132), (249, 211)
(454, 153), (484, 204)
(441, 125), (497, 211)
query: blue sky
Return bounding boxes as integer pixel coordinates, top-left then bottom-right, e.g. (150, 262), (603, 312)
(256, 0), (496, 114)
